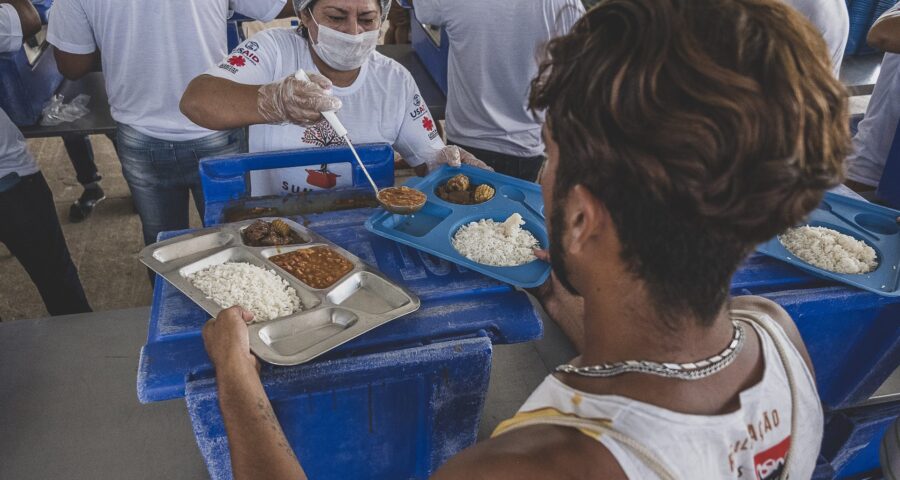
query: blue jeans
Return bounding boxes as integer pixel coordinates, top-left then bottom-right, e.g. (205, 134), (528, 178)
(116, 124), (245, 246)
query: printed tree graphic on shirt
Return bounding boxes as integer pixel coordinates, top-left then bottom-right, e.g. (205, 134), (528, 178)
(422, 116), (435, 132)
(302, 120), (344, 147)
(227, 55), (245, 67)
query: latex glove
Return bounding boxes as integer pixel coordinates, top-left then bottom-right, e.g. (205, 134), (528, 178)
(422, 145), (493, 175)
(257, 73), (342, 127)
(202, 305), (260, 373)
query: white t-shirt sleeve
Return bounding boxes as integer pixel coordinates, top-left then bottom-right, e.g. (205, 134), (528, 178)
(0, 4), (23, 54)
(411, 0), (443, 25)
(393, 74), (444, 167)
(46, 0), (97, 54)
(204, 32), (280, 85)
(231, 0), (287, 23)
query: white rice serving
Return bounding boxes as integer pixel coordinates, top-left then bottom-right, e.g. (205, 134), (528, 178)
(779, 226), (878, 274)
(188, 262), (302, 322)
(452, 213), (539, 266)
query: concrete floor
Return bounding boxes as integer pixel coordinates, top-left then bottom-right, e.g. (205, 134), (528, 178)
(0, 135), (176, 321)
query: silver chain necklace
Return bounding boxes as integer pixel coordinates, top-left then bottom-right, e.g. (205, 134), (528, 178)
(555, 321), (745, 381)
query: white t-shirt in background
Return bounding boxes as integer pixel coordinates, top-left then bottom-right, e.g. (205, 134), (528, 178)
(204, 28), (444, 196)
(0, 4), (39, 181)
(846, 53), (900, 187)
(414, 0), (584, 158)
(47, 0), (286, 141)
(782, 0), (849, 76)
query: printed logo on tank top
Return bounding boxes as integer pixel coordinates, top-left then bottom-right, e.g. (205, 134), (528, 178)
(753, 436), (790, 480)
(726, 408), (789, 478)
(302, 120), (344, 147)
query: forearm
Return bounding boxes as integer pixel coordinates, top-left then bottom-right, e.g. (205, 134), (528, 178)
(867, 18), (900, 53)
(216, 362), (308, 480)
(181, 75), (269, 130)
(5, 0), (40, 38)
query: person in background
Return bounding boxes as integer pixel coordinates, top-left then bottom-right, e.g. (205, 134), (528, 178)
(201, 0), (848, 477)
(782, 0), (849, 76)
(412, 0), (584, 182)
(47, 0), (293, 252)
(383, 0), (410, 44)
(180, 0), (488, 198)
(62, 133), (113, 222)
(845, 2), (900, 192)
(0, 0), (91, 316)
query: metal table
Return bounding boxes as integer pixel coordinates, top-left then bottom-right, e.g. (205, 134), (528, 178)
(0, 308), (207, 480)
(18, 72), (116, 139)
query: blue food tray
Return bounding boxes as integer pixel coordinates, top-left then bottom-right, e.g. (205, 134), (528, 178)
(365, 165), (550, 288)
(756, 192), (900, 296)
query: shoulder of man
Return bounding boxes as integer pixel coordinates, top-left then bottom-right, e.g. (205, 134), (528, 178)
(730, 295), (815, 376)
(430, 424), (627, 480)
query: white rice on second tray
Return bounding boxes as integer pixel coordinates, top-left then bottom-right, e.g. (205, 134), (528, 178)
(779, 225), (878, 274)
(452, 213), (539, 267)
(188, 262), (302, 322)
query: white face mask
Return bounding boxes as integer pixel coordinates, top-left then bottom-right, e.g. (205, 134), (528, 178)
(309, 10), (379, 71)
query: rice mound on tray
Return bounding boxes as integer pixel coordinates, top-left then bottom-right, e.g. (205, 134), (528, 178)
(779, 225), (878, 274)
(188, 262), (302, 322)
(452, 213), (539, 267)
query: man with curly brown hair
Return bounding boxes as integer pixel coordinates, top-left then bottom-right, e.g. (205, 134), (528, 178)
(201, 0), (851, 478)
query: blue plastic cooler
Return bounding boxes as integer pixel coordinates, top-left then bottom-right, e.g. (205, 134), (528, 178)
(877, 119), (900, 209)
(140, 144), (900, 478)
(139, 143), (545, 479)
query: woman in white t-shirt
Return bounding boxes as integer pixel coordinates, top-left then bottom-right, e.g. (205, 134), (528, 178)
(181, 0), (486, 196)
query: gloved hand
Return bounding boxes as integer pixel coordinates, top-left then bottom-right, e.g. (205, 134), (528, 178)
(423, 145), (493, 174)
(257, 73), (342, 126)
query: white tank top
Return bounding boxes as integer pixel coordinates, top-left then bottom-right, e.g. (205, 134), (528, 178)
(493, 310), (823, 479)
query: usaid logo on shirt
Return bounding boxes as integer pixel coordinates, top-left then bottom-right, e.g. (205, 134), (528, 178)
(409, 94), (427, 120)
(234, 47), (260, 65)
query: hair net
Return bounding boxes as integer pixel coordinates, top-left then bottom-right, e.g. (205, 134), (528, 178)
(293, 0), (392, 21)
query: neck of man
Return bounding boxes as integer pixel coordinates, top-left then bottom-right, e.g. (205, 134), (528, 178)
(576, 272), (734, 369)
(310, 46), (361, 88)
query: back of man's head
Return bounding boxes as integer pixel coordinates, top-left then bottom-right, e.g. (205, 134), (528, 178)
(532, 0), (850, 327)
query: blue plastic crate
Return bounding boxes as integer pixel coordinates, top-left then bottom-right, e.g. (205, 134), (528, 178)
(877, 119), (900, 209)
(199, 143), (396, 226)
(0, 42), (63, 126)
(137, 209), (543, 403)
(185, 337), (492, 480)
(820, 400), (900, 478)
